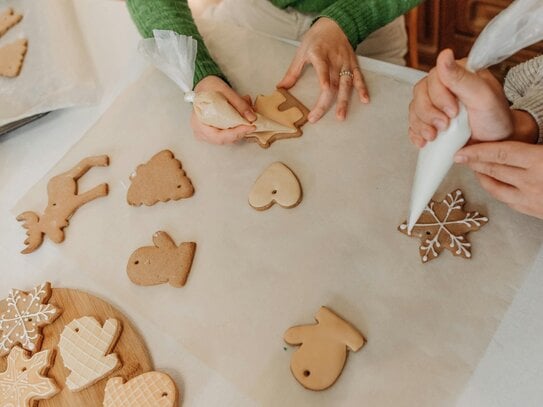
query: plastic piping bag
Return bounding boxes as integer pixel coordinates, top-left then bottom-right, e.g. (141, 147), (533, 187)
(407, 0), (543, 233)
(138, 30), (295, 133)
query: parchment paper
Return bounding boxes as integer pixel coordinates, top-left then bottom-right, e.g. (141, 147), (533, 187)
(14, 23), (543, 406)
(0, 0), (97, 126)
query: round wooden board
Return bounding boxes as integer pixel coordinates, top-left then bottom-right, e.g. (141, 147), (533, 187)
(0, 287), (154, 406)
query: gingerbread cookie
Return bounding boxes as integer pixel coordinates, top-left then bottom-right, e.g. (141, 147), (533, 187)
(399, 189), (488, 263)
(127, 150), (194, 206)
(59, 316), (121, 392)
(0, 8), (22, 37)
(249, 162), (302, 210)
(0, 346), (59, 406)
(284, 307), (365, 391)
(246, 88), (310, 148)
(16, 155), (109, 254)
(0, 282), (61, 357)
(127, 231), (196, 288)
(104, 372), (178, 407)
(0, 38), (27, 78)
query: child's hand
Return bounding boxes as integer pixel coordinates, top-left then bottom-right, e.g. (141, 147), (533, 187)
(192, 76), (256, 145)
(408, 49), (513, 148)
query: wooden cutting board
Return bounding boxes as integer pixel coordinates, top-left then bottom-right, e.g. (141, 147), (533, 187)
(0, 287), (154, 406)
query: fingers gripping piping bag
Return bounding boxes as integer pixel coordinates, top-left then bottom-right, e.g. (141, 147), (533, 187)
(407, 0), (543, 233)
(138, 30), (295, 133)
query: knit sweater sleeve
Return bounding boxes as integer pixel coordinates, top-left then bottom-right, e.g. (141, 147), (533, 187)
(504, 55), (543, 144)
(318, 0), (423, 49)
(126, 0), (227, 87)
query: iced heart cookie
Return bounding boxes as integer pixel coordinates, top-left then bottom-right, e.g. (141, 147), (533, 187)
(104, 372), (178, 407)
(249, 162), (302, 210)
(0, 346), (59, 406)
(127, 150), (194, 206)
(0, 282), (61, 357)
(284, 307), (365, 391)
(246, 88), (310, 148)
(17, 155), (109, 254)
(127, 231), (196, 288)
(0, 8), (22, 37)
(399, 189), (489, 263)
(0, 38), (28, 78)
(59, 316), (121, 392)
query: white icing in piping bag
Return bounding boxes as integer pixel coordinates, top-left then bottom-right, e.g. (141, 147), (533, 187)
(407, 0), (543, 233)
(139, 30), (294, 133)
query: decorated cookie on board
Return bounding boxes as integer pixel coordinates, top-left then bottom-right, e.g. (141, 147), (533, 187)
(246, 88), (310, 148)
(103, 371), (178, 407)
(249, 162), (302, 210)
(127, 231), (196, 288)
(399, 189), (488, 263)
(127, 150), (194, 206)
(17, 155), (110, 254)
(0, 346), (59, 406)
(284, 307), (365, 391)
(59, 316), (122, 392)
(0, 282), (61, 357)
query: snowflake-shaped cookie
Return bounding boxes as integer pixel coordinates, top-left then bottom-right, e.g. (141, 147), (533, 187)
(0, 282), (61, 357)
(399, 189), (488, 263)
(0, 346), (59, 406)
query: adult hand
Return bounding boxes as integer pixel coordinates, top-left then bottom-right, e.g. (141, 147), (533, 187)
(408, 49), (513, 148)
(277, 17), (369, 123)
(191, 75), (256, 145)
(455, 141), (543, 219)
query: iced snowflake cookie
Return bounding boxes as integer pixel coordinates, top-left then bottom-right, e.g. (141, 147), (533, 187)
(127, 150), (194, 206)
(104, 371), (178, 407)
(249, 162), (302, 210)
(246, 88), (310, 148)
(17, 155), (109, 254)
(59, 316), (121, 392)
(127, 231), (196, 288)
(0, 8), (22, 37)
(0, 346), (59, 406)
(0, 282), (61, 357)
(284, 307), (365, 391)
(399, 189), (489, 263)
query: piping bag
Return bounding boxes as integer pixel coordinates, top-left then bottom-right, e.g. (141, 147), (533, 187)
(407, 0), (543, 233)
(138, 30), (295, 133)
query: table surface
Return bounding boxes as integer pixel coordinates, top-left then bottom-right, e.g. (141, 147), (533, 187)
(1, 1), (543, 406)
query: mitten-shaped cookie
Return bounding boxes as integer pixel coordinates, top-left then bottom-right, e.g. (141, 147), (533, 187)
(59, 316), (121, 391)
(127, 231), (196, 288)
(284, 307), (365, 390)
(104, 372), (178, 407)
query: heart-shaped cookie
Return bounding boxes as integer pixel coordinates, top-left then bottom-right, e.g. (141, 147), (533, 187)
(249, 162), (302, 210)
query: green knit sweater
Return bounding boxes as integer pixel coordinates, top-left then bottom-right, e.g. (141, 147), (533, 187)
(127, 0), (422, 87)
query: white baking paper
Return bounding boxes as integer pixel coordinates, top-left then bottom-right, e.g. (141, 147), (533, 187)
(13, 22), (543, 407)
(0, 0), (97, 127)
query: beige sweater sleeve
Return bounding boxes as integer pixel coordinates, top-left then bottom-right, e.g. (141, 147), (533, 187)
(503, 55), (543, 144)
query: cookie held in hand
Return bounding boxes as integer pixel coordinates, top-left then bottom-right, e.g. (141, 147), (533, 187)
(246, 88), (310, 148)
(104, 371), (178, 407)
(284, 307), (365, 391)
(249, 162), (302, 210)
(127, 150), (194, 206)
(127, 231), (196, 288)
(399, 189), (488, 263)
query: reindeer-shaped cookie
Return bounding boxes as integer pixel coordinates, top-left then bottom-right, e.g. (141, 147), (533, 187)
(17, 155), (109, 254)
(284, 307), (365, 391)
(127, 231), (196, 288)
